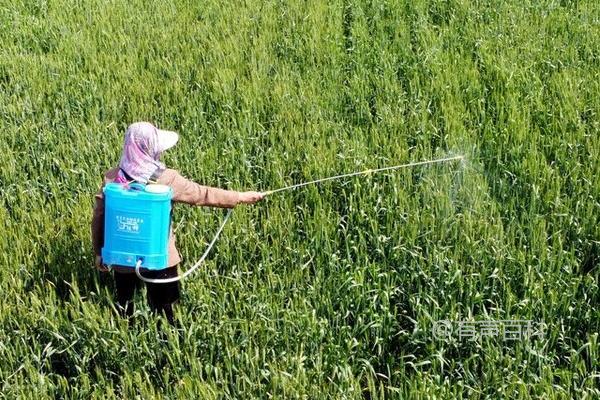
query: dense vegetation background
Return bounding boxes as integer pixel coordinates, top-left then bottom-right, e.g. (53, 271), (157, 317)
(0, 0), (598, 398)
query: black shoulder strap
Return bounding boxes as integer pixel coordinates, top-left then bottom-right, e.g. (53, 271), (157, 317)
(120, 167), (163, 184)
(119, 168), (135, 182)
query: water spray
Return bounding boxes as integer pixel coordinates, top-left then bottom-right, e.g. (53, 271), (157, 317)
(263, 155), (464, 196)
(134, 155), (464, 283)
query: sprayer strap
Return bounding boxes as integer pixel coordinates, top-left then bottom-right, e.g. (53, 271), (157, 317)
(119, 168), (161, 185)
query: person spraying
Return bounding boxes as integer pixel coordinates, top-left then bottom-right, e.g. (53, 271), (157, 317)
(91, 122), (264, 325)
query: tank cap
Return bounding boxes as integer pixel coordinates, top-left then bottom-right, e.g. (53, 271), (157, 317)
(145, 184), (170, 194)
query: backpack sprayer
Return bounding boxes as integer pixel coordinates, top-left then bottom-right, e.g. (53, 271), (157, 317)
(102, 183), (173, 270)
(101, 155), (464, 284)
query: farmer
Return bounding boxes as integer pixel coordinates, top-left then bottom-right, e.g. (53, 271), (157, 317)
(91, 121), (264, 325)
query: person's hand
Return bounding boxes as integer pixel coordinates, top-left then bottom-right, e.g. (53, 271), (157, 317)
(238, 191), (266, 205)
(95, 255), (109, 272)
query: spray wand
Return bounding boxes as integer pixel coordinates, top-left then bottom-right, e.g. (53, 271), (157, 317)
(135, 155), (464, 283)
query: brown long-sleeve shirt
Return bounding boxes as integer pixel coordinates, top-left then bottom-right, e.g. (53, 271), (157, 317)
(91, 168), (240, 270)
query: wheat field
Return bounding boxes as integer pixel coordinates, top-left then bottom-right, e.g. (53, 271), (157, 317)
(0, 0), (598, 398)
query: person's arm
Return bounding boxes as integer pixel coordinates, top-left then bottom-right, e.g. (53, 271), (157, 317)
(161, 169), (264, 208)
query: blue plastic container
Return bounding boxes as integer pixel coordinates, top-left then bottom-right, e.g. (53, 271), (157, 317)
(102, 182), (173, 270)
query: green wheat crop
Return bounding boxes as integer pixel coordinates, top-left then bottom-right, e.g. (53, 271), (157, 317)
(0, 0), (598, 398)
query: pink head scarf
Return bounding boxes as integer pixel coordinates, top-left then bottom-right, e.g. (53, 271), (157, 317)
(116, 122), (178, 184)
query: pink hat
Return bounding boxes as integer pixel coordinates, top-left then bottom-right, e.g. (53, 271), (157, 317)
(129, 121), (179, 153)
(117, 122), (179, 183)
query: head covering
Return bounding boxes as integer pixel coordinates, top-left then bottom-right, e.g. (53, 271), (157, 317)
(115, 122), (179, 184)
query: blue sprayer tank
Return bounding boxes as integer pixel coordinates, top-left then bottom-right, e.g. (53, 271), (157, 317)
(101, 182), (173, 270)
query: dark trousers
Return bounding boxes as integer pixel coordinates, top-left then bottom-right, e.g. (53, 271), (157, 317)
(114, 265), (180, 326)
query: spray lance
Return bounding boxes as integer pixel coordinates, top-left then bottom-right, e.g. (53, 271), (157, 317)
(100, 155), (463, 284)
